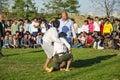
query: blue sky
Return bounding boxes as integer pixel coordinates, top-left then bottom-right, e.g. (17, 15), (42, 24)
(9, 0), (120, 17)
(34, 0), (97, 15)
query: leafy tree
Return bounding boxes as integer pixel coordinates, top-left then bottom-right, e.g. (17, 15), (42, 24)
(12, 0), (37, 19)
(43, 0), (80, 14)
(0, 0), (9, 14)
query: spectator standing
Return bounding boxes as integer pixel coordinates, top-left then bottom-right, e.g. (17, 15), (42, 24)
(11, 20), (18, 35)
(24, 19), (30, 33)
(0, 14), (5, 56)
(72, 19), (79, 35)
(94, 17), (101, 35)
(88, 18), (94, 34)
(114, 19), (120, 36)
(40, 19), (47, 34)
(31, 18), (39, 37)
(18, 19), (24, 32)
(103, 19), (113, 35)
(81, 20), (89, 33)
(58, 11), (77, 43)
(100, 18), (104, 35)
(5, 20), (12, 34)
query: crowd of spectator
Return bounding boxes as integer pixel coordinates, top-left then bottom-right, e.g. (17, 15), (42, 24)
(72, 16), (120, 50)
(2, 16), (120, 50)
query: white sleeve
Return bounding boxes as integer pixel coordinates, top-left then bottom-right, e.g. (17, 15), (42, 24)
(81, 25), (84, 32)
(71, 21), (77, 38)
(52, 28), (63, 44)
(60, 38), (71, 50)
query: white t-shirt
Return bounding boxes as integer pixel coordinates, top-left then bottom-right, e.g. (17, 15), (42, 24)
(31, 22), (39, 32)
(81, 25), (89, 33)
(93, 21), (100, 31)
(78, 36), (86, 44)
(53, 38), (71, 56)
(43, 27), (62, 44)
(41, 22), (47, 33)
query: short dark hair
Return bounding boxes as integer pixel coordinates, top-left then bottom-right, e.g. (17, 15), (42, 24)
(53, 20), (60, 28)
(59, 32), (67, 37)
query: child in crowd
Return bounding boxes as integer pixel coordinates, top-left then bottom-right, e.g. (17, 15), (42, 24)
(85, 33), (94, 48)
(103, 19), (113, 35)
(72, 39), (81, 48)
(2, 35), (10, 48)
(88, 18), (94, 34)
(93, 36), (104, 50)
(103, 36), (114, 49)
(21, 34), (30, 48)
(34, 33), (43, 48)
(77, 32), (86, 48)
(113, 35), (120, 50)
(9, 34), (19, 48)
(29, 34), (36, 48)
(81, 20), (89, 33)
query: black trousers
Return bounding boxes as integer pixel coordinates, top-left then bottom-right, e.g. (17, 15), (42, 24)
(0, 39), (3, 56)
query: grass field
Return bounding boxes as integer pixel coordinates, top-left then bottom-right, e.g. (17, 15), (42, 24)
(0, 48), (120, 80)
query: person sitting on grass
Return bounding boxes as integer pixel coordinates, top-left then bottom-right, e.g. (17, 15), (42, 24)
(113, 35), (120, 50)
(20, 34), (30, 48)
(103, 36), (114, 49)
(72, 39), (82, 48)
(2, 35), (10, 48)
(85, 33), (94, 48)
(34, 33), (43, 48)
(47, 32), (73, 72)
(93, 36), (104, 50)
(9, 34), (19, 48)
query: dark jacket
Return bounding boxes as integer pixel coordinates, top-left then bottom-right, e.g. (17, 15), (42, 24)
(0, 21), (5, 38)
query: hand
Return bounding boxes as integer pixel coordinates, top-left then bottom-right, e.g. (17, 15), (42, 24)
(68, 50), (71, 54)
(1, 37), (4, 40)
(73, 38), (78, 41)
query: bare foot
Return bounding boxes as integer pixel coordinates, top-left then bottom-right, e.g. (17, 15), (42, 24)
(60, 68), (65, 71)
(65, 69), (70, 71)
(43, 66), (50, 72)
(47, 67), (54, 72)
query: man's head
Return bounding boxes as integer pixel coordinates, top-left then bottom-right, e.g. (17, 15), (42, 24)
(59, 32), (67, 38)
(61, 10), (68, 21)
(53, 20), (60, 29)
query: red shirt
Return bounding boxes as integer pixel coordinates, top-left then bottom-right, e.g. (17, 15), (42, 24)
(100, 23), (104, 34)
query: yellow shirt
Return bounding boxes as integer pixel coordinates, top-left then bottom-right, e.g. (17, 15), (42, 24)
(103, 23), (113, 34)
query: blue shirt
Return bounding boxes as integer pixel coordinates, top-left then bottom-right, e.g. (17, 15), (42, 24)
(59, 19), (77, 42)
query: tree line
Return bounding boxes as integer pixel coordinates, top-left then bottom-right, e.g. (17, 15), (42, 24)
(0, 0), (119, 20)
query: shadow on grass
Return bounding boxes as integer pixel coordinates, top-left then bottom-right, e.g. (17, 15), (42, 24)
(29, 49), (44, 53)
(3, 53), (19, 57)
(1, 49), (44, 57)
(71, 54), (117, 68)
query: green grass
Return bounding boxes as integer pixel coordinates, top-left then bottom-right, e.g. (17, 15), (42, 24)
(0, 48), (120, 80)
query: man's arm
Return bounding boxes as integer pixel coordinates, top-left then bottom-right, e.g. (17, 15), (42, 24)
(71, 21), (77, 38)
(52, 28), (63, 44)
(60, 38), (71, 50)
(0, 23), (4, 38)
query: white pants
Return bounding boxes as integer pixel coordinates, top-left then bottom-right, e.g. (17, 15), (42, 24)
(42, 41), (54, 58)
